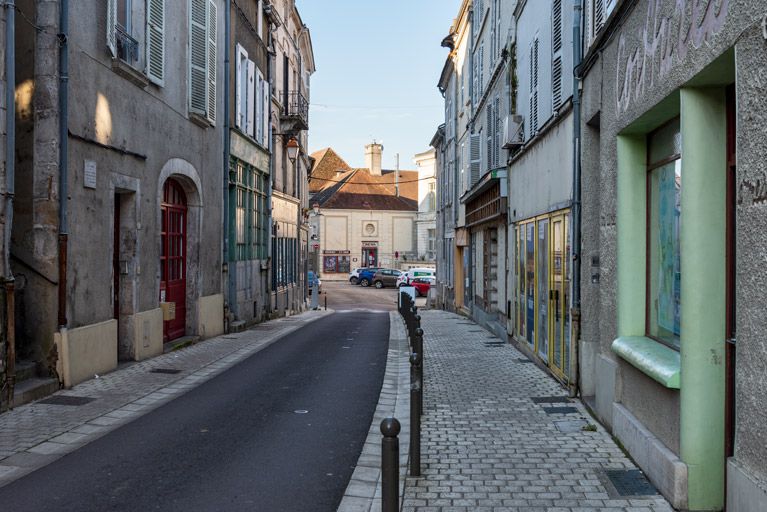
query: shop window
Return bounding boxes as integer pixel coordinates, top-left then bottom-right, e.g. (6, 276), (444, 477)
(646, 118), (681, 349)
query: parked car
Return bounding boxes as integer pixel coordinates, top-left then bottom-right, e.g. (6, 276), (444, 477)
(396, 267), (436, 287)
(357, 268), (379, 287)
(349, 267), (382, 285)
(308, 271), (322, 293)
(411, 276), (435, 296)
(372, 269), (403, 288)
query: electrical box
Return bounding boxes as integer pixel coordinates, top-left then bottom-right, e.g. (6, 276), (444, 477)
(160, 302), (175, 321)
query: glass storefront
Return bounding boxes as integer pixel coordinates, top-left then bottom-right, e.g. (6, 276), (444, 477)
(514, 209), (571, 382)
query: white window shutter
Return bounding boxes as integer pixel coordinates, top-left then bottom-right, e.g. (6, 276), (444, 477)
(207, 0), (218, 124)
(247, 60), (255, 137)
(552, 56), (563, 111)
(486, 108), (492, 171)
(262, 79), (270, 146)
(257, 0), (263, 40)
(493, 96), (502, 167)
(146, 0), (165, 86)
(146, 0), (165, 87)
(189, 0), (208, 115)
(235, 45), (243, 129)
(479, 43), (484, 93)
(255, 72), (262, 142)
(106, 0), (117, 57)
(470, 133), (481, 186)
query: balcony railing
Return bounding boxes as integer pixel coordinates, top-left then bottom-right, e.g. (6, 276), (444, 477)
(282, 91), (309, 129)
(116, 28), (139, 64)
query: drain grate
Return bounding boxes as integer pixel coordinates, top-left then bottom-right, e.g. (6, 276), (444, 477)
(605, 469), (659, 496)
(151, 368), (182, 374)
(543, 406), (578, 414)
(40, 396), (95, 406)
(518, 358), (533, 363)
(484, 342), (506, 347)
(531, 396), (571, 404)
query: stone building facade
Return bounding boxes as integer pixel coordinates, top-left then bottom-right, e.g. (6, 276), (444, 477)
(579, 0), (767, 509)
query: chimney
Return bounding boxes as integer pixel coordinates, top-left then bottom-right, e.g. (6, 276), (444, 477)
(365, 142), (383, 176)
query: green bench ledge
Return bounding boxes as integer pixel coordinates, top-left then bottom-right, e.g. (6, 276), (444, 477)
(611, 336), (680, 389)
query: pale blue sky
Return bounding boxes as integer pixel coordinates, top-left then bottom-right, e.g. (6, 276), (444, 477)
(296, 0), (462, 170)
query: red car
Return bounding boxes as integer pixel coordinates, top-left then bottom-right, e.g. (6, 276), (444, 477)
(411, 276), (435, 297)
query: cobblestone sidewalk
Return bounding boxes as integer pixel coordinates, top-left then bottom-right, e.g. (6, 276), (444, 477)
(0, 309), (331, 487)
(401, 310), (675, 512)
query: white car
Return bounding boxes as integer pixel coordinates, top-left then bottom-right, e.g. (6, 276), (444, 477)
(397, 267), (436, 287)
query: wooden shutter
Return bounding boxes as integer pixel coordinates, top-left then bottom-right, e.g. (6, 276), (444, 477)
(552, 56), (563, 111)
(146, 0), (165, 86)
(257, 0), (263, 40)
(262, 78), (270, 146)
(552, 0), (562, 53)
(594, 0), (605, 35)
(189, 0), (208, 114)
(529, 38), (539, 137)
(207, 0), (217, 124)
(106, 0), (117, 57)
(470, 133), (481, 186)
(247, 60), (255, 136)
(255, 71), (262, 143)
(479, 43), (484, 94)
(486, 108), (492, 171)
(473, 54), (478, 105)
(494, 96), (501, 167)
(235, 44), (244, 128)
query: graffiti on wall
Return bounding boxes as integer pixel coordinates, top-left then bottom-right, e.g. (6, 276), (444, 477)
(615, 0), (729, 116)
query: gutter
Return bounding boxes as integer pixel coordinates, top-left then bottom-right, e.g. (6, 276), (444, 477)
(224, 0), (234, 324)
(58, 0), (69, 329)
(4, 0), (16, 408)
(570, 0), (583, 398)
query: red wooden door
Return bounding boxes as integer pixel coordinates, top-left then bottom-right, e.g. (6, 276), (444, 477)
(160, 179), (187, 342)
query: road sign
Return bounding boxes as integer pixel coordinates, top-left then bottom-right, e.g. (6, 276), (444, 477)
(314, 244), (319, 249)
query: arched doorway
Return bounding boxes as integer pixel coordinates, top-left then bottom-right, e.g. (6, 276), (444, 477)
(160, 178), (187, 341)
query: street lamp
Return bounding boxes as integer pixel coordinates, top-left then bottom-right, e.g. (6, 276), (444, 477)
(313, 202), (320, 215)
(286, 137), (299, 162)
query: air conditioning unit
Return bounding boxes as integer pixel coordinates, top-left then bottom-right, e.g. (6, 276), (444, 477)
(502, 115), (524, 148)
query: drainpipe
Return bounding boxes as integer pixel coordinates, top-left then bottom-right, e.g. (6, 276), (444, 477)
(58, 0), (69, 330)
(224, 0), (233, 326)
(569, 0), (583, 398)
(266, 24), (275, 314)
(4, 0), (16, 408)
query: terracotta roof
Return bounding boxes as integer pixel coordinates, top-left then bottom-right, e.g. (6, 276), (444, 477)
(311, 170), (416, 211)
(369, 169), (419, 209)
(308, 148), (352, 193)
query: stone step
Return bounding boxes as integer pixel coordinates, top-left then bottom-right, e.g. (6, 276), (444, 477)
(162, 335), (201, 354)
(229, 320), (247, 333)
(14, 361), (39, 382)
(12, 377), (59, 408)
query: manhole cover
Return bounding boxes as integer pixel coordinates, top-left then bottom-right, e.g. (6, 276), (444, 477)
(294, 410), (309, 414)
(518, 358), (533, 363)
(151, 368), (182, 374)
(532, 396), (571, 404)
(39, 396), (95, 406)
(543, 406), (578, 414)
(555, 420), (589, 432)
(605, 469), (659, 496)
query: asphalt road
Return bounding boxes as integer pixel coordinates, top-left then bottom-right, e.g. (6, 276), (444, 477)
(321, 279), (427, 311)
(0, 311), (390, 511)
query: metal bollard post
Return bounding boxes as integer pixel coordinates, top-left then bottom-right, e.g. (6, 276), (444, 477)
(410, 353), (422, 477)
(324, 292), (327, 310)
(381, 417), (401, 512)
(415, 327), (424, 416)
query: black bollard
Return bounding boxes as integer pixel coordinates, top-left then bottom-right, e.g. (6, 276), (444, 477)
(410, 353), (422, 477)
(324, 292), (327, 310)
(380, 417), (401, 512)
(415, 327), (424, 415)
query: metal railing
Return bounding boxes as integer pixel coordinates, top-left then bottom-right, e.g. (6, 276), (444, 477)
(116, 28), (139, 64)
(283, 90), (309, 124)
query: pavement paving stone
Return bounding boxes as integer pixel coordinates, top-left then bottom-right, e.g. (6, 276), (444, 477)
(400, 310), (676, 512)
